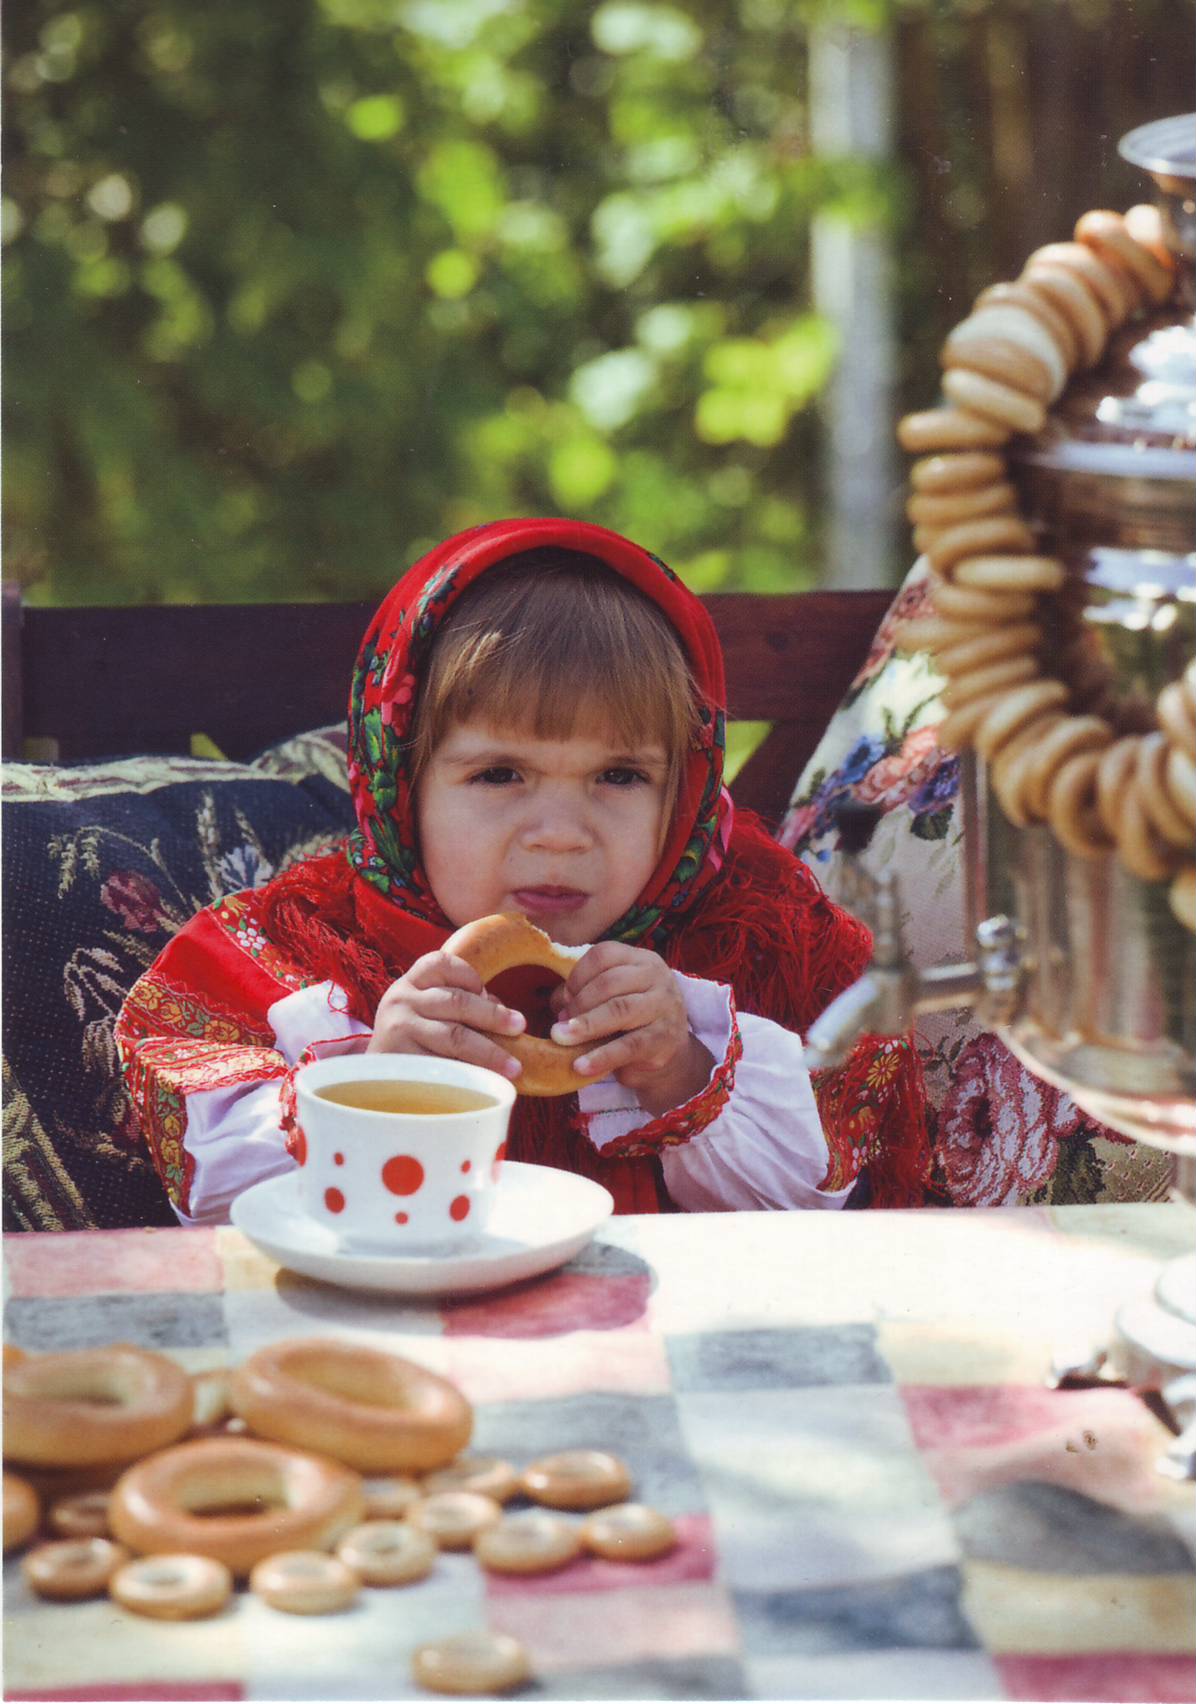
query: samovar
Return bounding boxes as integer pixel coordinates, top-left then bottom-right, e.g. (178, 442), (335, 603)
(805, 114), (1196, 1467)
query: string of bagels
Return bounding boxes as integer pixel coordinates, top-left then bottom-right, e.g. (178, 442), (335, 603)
(895, 203), (1196, 933)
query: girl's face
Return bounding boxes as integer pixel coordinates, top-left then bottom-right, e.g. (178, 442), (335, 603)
(415, 717), (671, 945)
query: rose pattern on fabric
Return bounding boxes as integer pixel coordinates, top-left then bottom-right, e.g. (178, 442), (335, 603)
(937, 1034), (1086, 1206)
(779, 556), (1166, 1210)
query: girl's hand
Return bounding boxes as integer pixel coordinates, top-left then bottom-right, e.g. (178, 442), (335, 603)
(549, 943), (713, 1116)
(367, 951), (526, 1079)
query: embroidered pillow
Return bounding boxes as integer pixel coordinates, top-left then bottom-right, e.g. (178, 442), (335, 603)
(777, 560), (1171, 1208)
(2, 737), (355, 1231)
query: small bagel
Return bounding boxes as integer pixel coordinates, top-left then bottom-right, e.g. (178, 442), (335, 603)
(1021, 715), (1113, 820)
(1019, 262), (1106, 366)
(405, 1490), (503, 1550)
(975, 280), (1081, 370)
(1136, 732), (1195, 849)
(48, 1490), (111, 1540)
(580, 1502), (678, 1562)
(973, 680), (1071, 761)
(361, 1475), (423, 1520)
(249, 1549), (359, 1615)
(110, 1552), (233, 1621)
(937, 691), (1013, 754)
(337, 1519), (436, 1585)
(992, 714), (1066, 827)
(1028, 240), (1140, 324)
(1157, 679), (1196, 760)
(1170, 866), (1196, 932)
(1096, 737), (1143, 840)
(1115, 784), (1184, 883)
(896, 407), (1010, 454)
(1075, 210), (1174, 306)
(940, 367), (1047, 435)
(934, 621), (1043, 678)
(521, 1449), (633, 1511)
(413, 1631), (532, 1697)
(942, 654), (1039, 709)
(906, 481), (1018, 529)
(229, 1337), (472, 1474)
(3, 1345), (194, 1469)
(445, 913), (591, 1096)
(952, 554), (1066, 595)
(108, 1436), (364, 1576)
(1123, 203), (1174, 272)
(23, 1537), (130, 1601)
(473, 1509), (582, 1575)
(1164, 746), (1196, 829)
(927, 515), (1037, 576)
(931, 580), (1037, 622)
(4, 1472), (40, 1552)
(1045, 750), (1114, 859)
(943, 307), (1068, 399)
(909, 451), (1006, 494)
(421, 1454), (521, 1504)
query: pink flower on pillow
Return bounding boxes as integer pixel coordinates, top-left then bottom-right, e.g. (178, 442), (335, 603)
(938, 1034), (1084, 1205)
(100, 871), (164, 934)
(854, 726), (941, 811)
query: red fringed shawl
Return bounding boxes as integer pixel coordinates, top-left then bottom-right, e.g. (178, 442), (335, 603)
(255, 518), (930, 1211)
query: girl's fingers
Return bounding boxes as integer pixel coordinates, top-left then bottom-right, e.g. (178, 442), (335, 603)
(571, 1022), (673, 1081)
(404, 951), (485, 994)
(552, 990), (656, 1049)
(408, 1017), (523, 1081)
(420, 984), (526, 1038)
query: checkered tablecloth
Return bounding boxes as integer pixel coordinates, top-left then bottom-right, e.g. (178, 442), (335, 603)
(4, 1202), (1195, 1702)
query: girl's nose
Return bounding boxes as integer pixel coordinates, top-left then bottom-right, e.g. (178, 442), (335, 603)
(521, 796), (593, 852)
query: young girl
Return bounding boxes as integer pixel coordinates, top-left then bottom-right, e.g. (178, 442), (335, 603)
(116, 518), (928, 1223)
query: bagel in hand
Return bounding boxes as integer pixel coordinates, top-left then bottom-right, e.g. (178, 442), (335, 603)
(444, 914), (591, 1097)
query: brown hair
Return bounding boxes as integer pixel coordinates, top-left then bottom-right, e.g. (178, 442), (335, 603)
(407, 548), (700, 810)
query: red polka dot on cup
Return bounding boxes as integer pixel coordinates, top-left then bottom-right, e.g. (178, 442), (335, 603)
(382, 1154), (424, 1197)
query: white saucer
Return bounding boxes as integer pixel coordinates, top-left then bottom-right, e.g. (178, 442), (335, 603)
(229, 1162), (613, 1296)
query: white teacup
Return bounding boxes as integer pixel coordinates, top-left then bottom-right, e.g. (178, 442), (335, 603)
(293, 1054), (516, 1253)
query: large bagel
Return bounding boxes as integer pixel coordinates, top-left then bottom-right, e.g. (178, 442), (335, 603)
(3, 1346), (193, 1469)
(445, 913), (591, 1097)
(228, 1338), (473, 1473)
(108, 1436), (363, 1577)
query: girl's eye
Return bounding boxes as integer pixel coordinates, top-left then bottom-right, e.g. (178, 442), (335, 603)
(599, 767), (650, 787)
(470, 766), (520, 785)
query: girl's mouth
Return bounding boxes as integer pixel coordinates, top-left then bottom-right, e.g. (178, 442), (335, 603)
(513, 887), (589, 917)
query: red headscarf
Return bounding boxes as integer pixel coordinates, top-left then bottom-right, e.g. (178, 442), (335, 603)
(258, 519), (928, 1209)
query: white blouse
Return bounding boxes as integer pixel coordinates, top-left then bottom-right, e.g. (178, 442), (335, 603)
(171, 972), (849, 1225)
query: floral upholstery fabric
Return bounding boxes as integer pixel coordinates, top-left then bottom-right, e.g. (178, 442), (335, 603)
(777, 560), (1172, 1208)
(2, 730), (355, 1231)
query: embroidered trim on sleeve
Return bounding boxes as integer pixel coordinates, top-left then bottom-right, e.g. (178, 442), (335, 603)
(592, 999), (743, 1159)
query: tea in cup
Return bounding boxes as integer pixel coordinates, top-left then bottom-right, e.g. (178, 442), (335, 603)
(293, 1055), (516, 1252)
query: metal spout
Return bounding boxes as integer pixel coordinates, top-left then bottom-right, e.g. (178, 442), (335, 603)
(803, 868), (1024, 1070)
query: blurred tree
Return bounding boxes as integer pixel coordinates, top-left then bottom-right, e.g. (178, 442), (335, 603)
(3, 0), (1190, 606)
(4, 0), (847, 604)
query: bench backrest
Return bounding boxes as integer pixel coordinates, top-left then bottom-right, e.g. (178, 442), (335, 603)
(2, 588), (891, 824)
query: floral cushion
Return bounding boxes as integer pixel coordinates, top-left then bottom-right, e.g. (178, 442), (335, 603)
(777, 561), (1172, 1209)
(2, 728), (355, 1231)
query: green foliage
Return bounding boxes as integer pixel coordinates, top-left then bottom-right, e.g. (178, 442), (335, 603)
(4, 0), (855, 604)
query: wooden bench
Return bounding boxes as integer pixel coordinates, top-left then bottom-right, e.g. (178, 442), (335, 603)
(2, 587), (892, 824)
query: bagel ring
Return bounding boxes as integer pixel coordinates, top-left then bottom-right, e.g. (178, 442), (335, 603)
(445, 913), (592, 1097)
(229, 1337), (472, 1474)
(108, 1436), (364, 1576)
(23, 1537), (130, 1601)
(3, 1345), (194, 1469)
(4, 1472), (41, 1552)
